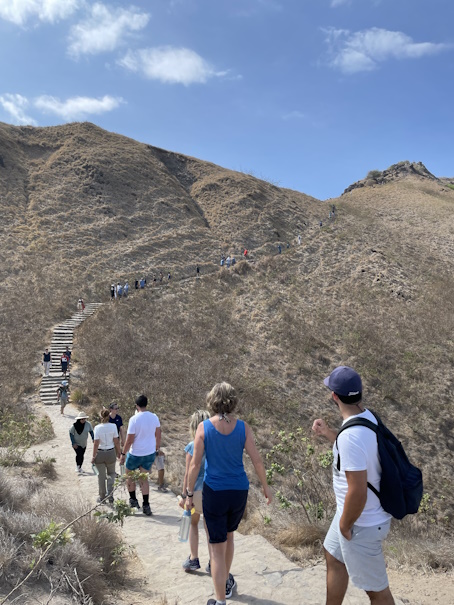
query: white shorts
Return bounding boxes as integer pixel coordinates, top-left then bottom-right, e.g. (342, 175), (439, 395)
(324, 511), (391, 592)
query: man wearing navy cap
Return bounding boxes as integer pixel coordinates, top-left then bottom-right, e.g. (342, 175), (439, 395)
(312, 366), (395, 605)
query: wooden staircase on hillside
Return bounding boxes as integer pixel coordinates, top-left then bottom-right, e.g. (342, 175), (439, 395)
(39, 303), (102, 405)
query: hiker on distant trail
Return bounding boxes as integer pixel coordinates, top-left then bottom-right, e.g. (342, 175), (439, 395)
(196, 265), (200, 278)
(60, 352), (69, 377)
(319, 220), (323, 227)
(124, 281), (129, 297)
(117, 283), (123, 298)
(277, 244), (282, 254)
(226, 256), (231, 268)
(108, 402), (125, 449)
(120, 394), (161, 516)
(92, 408), (121, 504)
(220, 257), (225, 267)
(110, 284), (115, 300)
(332, 204), (336, 214)
(180, 409), (211, 572)
(186, 382), (272, 604)
(57, 380), (69, 415)
(139, 277), (145, 289)
(231, 256), (236, 266)
(77, 298), (84, 312)
(135, 279), (139, 290)
(312, 366), (395, 605)
(243, 248), (248, 259)
(42, 348), (51, 376)
(298, 234), (302, 245)
(69, 413), (94, 473)
(65, 346), (71, 368)
(167, 272), (171, 281)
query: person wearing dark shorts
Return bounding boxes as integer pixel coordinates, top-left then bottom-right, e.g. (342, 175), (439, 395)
(186, 382), (272, 605)
(60, 352), (69, 377)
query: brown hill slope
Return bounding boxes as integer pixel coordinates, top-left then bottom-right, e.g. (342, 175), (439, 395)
(1, 122), (454, 601)
(0, 121), (320, 407)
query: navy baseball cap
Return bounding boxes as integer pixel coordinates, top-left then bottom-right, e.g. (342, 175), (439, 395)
(323, 366), (362, 397)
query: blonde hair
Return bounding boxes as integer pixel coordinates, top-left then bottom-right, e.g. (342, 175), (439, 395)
(189, 409), (210, 438)
(206, 382), (238, 415)
(100, 409), (110, 422)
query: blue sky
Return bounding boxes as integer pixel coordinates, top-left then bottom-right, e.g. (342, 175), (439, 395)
(0, 0), (452, 199)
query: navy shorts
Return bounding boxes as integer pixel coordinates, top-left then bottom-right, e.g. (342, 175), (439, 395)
(125, 452), (156, 472)
(202, 483), (248, 543)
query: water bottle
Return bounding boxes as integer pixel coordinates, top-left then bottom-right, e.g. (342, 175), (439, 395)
(120, 464), (126, 476)
(92, 463), (99, 476)
(178, 509), (192, 542)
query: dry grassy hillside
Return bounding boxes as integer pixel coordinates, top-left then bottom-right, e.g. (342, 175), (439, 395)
(1, 122), (453, 602)
(0, 121), (320, 411)
(72, 165), (454, 567)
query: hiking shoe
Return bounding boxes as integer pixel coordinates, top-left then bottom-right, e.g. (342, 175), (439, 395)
(129, 498), (140, 509)
(108, 496), (114, 504)
(142, 503), (152, 516)
(182, 555), (201, 572)
(225, 573), (236, 599)
(205, 560), (211, 574)
(157, 485), (168, 492)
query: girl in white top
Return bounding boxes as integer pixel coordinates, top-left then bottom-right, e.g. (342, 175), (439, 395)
(92, 409), (120, 503)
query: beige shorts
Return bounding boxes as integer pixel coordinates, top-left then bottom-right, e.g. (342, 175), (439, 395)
(192, 490), (203, 515)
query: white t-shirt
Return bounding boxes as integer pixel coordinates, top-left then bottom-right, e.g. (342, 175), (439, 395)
(94, 423), (118, 449)
(127, 410), (160, 456)
(333, 408), (392, 527)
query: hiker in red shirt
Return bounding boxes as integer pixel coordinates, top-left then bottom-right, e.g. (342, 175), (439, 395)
(61, 352), (69, 377)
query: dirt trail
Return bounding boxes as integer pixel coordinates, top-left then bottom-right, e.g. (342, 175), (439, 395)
(30, 299), (452, 605)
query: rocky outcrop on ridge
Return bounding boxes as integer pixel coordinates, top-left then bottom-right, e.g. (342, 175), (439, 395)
(343, 161), (439, 195)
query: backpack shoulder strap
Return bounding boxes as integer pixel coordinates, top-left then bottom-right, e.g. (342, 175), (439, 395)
(335, 415), (381, 498)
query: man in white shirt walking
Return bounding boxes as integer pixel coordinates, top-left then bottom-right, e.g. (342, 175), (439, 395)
(120, 395), (161, 516)
(312, 366), (395, 605)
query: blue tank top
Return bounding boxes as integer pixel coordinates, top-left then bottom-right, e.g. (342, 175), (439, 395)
(203, 419), (249, 491)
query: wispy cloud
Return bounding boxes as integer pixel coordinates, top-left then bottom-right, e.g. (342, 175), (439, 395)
(68, 3), (149, 58)
(324, 27), (452, 74)
(0, 0), (79, 26)
(0, 94), (37, 125)
(118, 46), (226, 85)
(34, 95), (125, 120)
(330, 0), (351, 6)
(282, 110), (305, 121)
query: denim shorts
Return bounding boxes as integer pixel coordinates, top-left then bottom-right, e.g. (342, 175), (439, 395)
(324, 511), (391, 592)
(125, 452), (156, 472)
(203, 483), (248, 544)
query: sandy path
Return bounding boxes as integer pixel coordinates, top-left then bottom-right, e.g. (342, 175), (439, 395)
(32, 402), (415, 605)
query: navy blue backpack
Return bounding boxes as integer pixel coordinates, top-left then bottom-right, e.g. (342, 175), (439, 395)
(336, 411), (423, 520)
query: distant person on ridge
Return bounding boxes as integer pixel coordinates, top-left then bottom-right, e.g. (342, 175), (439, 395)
(298, 234), (302, 245)
(243, 248), (248, 259)
(120, 394), (161, 516)
(139, 277), (145, 289)
(277, 244), (282, 254)
(312, 366), (395, 605)
(110, 284), (115, 300)
(231, 256), (236, 266)
(196, 265), (200, 278)
(226, 256), (231, 268)
(117, 283), (123, 298)
(135, 279), (139, 290)
(42, 348), (51, 376)
(124, 281), (129, 297)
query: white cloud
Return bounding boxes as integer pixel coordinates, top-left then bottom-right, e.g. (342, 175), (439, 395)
(282, 110), (305, 121)
(68, 3), (149, 58)
(119, 46), (223, 85)
(0, 0), (79, 26)
(330, 0), (351, 6)
(34, 95), (124, 120)
(324, 27), (451, 74)
(0, 93), (37, 125)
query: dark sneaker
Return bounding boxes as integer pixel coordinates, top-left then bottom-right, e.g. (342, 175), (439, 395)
(206, 600), (217, 605)
(142, 503), (152, 516)
(225, 573), (236, 599)
(182, 555), (201, 572)
(206, 560), (211, 574)
(108, 496), (114, 504)
(129, 498), (140, 509)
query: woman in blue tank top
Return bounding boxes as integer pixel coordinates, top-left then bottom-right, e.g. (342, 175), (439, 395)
(186, 382), (272, 605)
